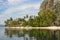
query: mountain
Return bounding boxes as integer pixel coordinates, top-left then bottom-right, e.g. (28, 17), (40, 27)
(40, 0), (60, 10)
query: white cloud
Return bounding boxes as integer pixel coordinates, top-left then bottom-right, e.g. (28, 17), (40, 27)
(0, 0), (4, 2)
(8, 0), (27, 5)
(8, 0), (14, 3)
(20, 3), (40, 9)
(1, 2), (40, 15)
(0, 0), (42, 24)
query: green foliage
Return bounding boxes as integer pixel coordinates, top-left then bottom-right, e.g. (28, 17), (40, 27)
(4, 17), (13, 27)
(38, 9), (56, 26)
(5, 9), (56, 27)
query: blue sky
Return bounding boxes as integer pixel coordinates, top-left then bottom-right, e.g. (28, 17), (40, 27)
(0, 0), (43, 24)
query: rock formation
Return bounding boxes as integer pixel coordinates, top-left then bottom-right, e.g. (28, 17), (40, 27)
(40, 0), (60, 26)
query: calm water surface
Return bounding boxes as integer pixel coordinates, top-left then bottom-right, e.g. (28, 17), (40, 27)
(0, 27), (40, 40)
(0, 26), (59, 40)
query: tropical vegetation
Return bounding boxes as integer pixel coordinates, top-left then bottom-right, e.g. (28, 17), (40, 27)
(4, 0), (60, 40)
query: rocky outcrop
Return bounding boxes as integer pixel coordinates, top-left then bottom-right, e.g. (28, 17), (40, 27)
(40, 0), (60, 26)
(40, 0), (54, 10)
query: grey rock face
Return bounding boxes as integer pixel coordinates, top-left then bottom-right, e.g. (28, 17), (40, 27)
(40, 0), (60, 26)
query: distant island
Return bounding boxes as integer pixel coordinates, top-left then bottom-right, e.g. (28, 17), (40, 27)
(0, 24), (4, 27)
(4, 0), (60, 27)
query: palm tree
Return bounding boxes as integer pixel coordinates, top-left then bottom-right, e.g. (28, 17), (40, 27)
(4, 17), (13, 27)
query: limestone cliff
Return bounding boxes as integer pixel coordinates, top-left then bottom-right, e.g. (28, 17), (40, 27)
(40, 0), (60, 26)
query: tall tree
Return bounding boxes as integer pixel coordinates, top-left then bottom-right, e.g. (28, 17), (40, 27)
(38, 9), (56, 26)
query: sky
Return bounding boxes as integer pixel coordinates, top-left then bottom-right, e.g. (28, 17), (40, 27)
(0, 0), (43, 24)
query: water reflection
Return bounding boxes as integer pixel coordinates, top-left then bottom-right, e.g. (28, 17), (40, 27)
(4, 28), (59, 40)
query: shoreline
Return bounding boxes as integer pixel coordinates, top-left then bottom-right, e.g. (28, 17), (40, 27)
(5, 26), (60, 30)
